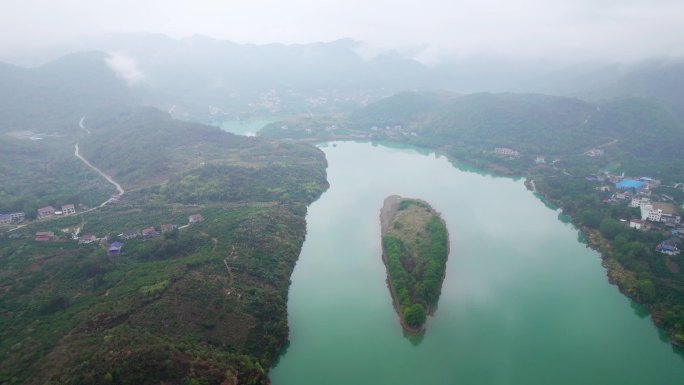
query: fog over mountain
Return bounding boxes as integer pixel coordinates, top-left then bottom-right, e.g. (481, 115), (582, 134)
(3, 33), (684, 118)
(2, 1), (684, 112)
(3, 0), (684, 65)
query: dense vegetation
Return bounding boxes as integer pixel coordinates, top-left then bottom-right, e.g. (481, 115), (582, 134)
(0, 52), (136, 132)
(0, 105), (329, 384)
(0, 137), (113, 217)
(381, 198), (449, 330)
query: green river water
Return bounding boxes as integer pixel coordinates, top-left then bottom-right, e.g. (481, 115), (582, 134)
(269, 141), (684, 385)
(218, 119), (274, 136)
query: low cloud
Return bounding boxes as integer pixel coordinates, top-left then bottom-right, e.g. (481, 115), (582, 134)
(105, 52), (143, 86)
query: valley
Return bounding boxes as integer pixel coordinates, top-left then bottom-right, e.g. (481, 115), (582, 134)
(1, 35), (684, 385)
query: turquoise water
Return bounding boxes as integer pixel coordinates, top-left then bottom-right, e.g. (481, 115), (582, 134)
(217, 119), (274, 136)
(270, 141), (684, 385)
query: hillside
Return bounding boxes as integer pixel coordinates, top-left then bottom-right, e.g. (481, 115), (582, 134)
(266, 91), (684, 179)
(0, 52), (138, 132)
(0, 136), (113, 217)
(0, 104), (329, 384)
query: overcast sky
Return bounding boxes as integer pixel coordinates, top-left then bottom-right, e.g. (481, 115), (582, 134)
(2, 0), (683, 64)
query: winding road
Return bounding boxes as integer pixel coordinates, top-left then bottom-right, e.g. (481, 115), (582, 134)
(74, 117), (125, 210)
(74, 144), (124, 197)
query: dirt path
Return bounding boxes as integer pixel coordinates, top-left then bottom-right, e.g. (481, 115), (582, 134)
(74, 143), (124, 197)
(595, 138), (619, 149)
(223, 245), (239, 298)
(74, 143), (125, 209)
(582, 138), (618, 155)
(79, 116), (91, 135)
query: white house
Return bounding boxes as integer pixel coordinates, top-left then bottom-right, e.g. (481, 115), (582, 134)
(629, 219), (647, 230)
(630, 197), (650, 208)
(641, 202), (681, 224)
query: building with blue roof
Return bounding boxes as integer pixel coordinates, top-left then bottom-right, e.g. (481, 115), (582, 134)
(108, 242), (123, 256)
(615, 179), (646, 190)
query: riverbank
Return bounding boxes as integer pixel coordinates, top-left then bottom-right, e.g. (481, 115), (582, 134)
(527, 182), (684, 348)
(415, 141), (684, 350)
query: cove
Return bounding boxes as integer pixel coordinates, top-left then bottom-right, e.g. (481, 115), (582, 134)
(270, 141), (684, 385)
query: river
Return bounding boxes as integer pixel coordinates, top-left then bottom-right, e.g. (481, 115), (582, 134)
(217, 119), (274, 136)
(269, 141), (684, 385)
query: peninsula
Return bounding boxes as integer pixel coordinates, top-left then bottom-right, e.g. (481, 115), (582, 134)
(380, 195), (450, 332)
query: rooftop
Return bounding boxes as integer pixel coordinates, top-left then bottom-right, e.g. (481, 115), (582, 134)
(615, 179), (645, 189)
(652, 202), (678, 215)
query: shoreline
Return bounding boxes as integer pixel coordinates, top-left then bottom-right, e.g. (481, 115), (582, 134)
(280, 136), (683, 347)
(528, 182), (684, 349)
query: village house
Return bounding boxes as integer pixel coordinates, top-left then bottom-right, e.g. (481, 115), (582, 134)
(0, 214), (11, 225)
(161, 224), (175, 232)
(640, 202), (681, 224)
(79, 234), (96, 244)
(630, 197), (651, 208)
(121, 230), (141, 240)
(639, 177), (660, 189)
(1, 212), (26, 224)
(108, 242), (123, 256)
(494, 147), (520, 157)
(99, 234), (110, 246)
(534, 156), (546, 164)
(9, 212), (25, 223)
(189, 214), (203, 224)
(586, 148), (604, 157)
(609, 191), (632, 204)
(37, 206), (56, 219)
(35, 231), (55, 241)
(657, 238), (680, 256)
(142, 227), (158, 238)
(629, 219), (649, 231)
(61, 204), (76, 216)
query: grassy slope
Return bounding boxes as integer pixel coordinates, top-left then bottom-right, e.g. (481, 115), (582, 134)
(0, 107), (329, 385)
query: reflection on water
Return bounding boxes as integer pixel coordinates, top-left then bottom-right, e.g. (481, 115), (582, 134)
(403, 329), (426, 346)
(271, 141), (684, 385)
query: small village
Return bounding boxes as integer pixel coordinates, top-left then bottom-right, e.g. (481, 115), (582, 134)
(3, 207), (204, 256)
(515, 144), (684, 259)
(1, 202), (81, 226)
(590, 173), (683, 257)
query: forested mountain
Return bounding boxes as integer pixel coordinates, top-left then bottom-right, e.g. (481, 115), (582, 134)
(4, 34), (684, 122)
(524, 60), (684, 120)
(0, 104), (329, 384)
(0, 49), (333, 383)
(0, 52), (138, 132)
(344, 91), (684, 167)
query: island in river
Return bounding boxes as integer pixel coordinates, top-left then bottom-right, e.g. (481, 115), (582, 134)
(380, 195), (450, 332)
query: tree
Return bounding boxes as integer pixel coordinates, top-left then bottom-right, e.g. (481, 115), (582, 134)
(403, 303), (426, 328)
(637, 279), (656, 303)
(599, 218), (623, 240)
